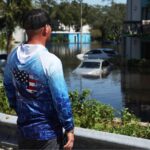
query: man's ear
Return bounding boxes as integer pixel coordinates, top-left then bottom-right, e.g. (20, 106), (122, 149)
(42, 26), (47, 36)
(42, 25), (51, 36)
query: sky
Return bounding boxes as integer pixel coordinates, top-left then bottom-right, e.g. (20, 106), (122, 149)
(83, 0), (127, 5)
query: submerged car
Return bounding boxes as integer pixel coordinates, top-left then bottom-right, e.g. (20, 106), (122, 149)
(77, 48), (118, 60)
(72, 59), (113, 77)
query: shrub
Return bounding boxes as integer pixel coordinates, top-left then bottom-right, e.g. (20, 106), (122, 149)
(69, 89), (150, 139)
(127, 59), (150, 68)
(0, 84), (15, 115)
(51, 34), (69, 43)
(70, 89), (114, 128)
(0, 32), (6, 51)
(0, 85), (150, 139)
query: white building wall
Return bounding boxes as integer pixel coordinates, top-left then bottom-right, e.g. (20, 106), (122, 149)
(13, 26), (26, 43)
(82, 25), (91, 33)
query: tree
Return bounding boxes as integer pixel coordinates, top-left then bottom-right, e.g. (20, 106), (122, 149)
(54, 0), (81, 31)
(48, 0), (89, 31)
(0, 0), (32, 53)
(84, 2), (126, 41)
(34, 0), (59, 30)
(103, 3), (126, 41)
(0, 0), (126, 49)
(101, 0), (114, 5)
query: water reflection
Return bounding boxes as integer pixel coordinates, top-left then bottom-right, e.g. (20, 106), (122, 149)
(1, 42), (150, 121)
(46, 43), (150, 121)
(47, 43), (91, 56)
(121, 69), (150, 121)
(46, 43), (124, 117)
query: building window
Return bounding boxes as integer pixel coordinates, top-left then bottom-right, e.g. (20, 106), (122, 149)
(142, 7), (150, 20)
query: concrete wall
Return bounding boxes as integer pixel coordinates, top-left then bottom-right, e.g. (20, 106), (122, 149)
(126, 0), (141, 21)
(124, 0), (142, 60)
(125, 37), (141, 59)
(0, 113), (150, 150)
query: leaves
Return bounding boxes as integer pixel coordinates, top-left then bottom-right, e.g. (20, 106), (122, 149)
(0, 0), (126, 51)
(69, 89), (150, 139)
(0, 85), (15, 115)
(0, 85), (150, 139)
(69, 89), (115, 128)
(0, 0), (32, 52)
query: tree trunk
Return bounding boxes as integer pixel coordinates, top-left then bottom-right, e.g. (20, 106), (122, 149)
(6, 31), (13, 54)
(101, 28), (106, 42)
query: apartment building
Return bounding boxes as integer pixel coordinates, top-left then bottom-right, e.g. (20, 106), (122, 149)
(124, 0), (150, 59)
(122, 0), (150, 121)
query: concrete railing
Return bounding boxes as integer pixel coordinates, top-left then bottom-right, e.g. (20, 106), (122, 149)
(0, 112), (150, 150)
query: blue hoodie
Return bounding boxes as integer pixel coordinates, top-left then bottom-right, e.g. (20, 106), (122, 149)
(3, 44), (74, 140)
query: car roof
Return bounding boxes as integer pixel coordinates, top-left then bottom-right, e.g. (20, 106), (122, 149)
(82, 59), (105, 62)
(87, 48), (114, 52)
(85, 48), (114, 53)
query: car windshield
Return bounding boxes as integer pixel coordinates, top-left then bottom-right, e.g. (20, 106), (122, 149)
(86, 50), (102, 54)
(80, 62), (100, 68)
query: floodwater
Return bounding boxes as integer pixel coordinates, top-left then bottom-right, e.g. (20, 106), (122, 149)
(47, 42), (150, 122)
(1, 42), (150, 122)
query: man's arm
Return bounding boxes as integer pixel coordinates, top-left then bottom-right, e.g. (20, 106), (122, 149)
(63, 131), (74, 150)
(3, 59), (16, 110)
(47, 58), (74, 149)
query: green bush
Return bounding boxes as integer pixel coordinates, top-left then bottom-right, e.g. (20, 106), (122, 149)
(127, 59), (150, 68)
(69, 89), (150, 139)
(51, 35), (69, 43)
(0, 84), (15, 115)
(69, 89), (114, 128)
(0, 85), (150, 139)
(0, 32), (6, 50)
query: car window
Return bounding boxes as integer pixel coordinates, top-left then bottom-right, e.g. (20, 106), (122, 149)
(80, 62), (100, 68)
(103, 50), (115, 54)
(86, 50), (102, 54)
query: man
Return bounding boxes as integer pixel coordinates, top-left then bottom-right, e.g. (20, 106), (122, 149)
(3, 9), (74, 150)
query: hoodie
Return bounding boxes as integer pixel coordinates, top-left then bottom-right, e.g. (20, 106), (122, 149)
(3, 44), (74, 140)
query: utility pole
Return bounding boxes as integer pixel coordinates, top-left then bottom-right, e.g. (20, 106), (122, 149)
(80, 0), (83, 51)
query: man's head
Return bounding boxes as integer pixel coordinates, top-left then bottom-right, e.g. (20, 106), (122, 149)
(23, 9), (52, 43)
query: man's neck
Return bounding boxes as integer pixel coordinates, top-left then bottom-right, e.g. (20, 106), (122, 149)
(27, 37), (46, 46)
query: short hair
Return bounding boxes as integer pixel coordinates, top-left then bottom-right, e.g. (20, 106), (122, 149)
(23, 9), (51, 30)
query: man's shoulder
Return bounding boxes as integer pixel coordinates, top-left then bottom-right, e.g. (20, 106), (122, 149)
(39, 50), (62, 72)
(7, 47), (18, 62)
(39, 50), (61, 64)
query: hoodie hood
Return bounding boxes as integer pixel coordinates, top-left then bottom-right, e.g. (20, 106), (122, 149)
(16, 44), (46, 64)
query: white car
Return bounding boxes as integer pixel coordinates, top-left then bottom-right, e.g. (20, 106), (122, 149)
(72, 59), (113, 77)
(77, 48), (118, 60)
